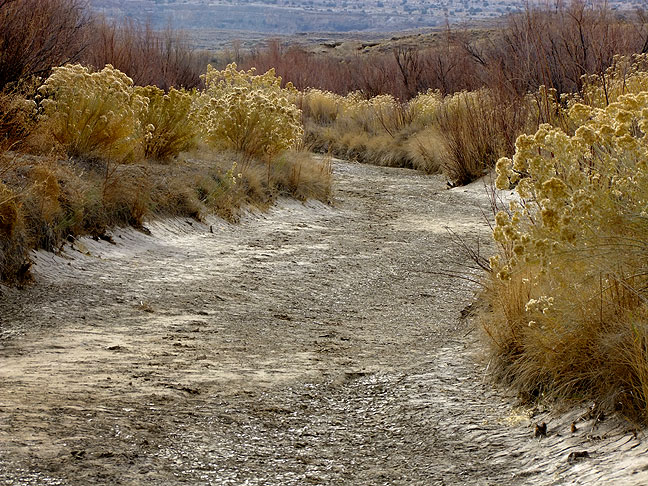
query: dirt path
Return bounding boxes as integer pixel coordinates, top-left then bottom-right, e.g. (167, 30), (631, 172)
(1, 160), (647, 485)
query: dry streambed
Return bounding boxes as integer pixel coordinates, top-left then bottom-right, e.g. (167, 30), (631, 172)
(0, 161), (647, 485)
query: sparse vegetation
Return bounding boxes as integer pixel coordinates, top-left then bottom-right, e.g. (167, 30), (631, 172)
(246, 1), (648, 184)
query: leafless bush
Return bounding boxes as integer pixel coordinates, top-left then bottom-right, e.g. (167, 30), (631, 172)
(0, 0), (89, 89)
(82, 18), (207, 89)
(461, 0), (648, 95)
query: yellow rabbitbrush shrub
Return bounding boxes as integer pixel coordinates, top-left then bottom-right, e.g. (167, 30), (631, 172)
(135, 86), (198, 161)
(300, 89), (342, 125)
(581, 54), (648, 108)
(337, 93), (403, 135)
(485, 88), (648, 419)
(197, 63), (303, 160)
(406, 89), (443, 130)
(37, 64), (146, 162)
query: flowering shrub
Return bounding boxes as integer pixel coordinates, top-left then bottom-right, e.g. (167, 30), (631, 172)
(407, 90), (443, 129)
(492, 100), (648, 280)
(301, 89), (342, 125)
(581, 54), (648, 108)
(485, 70), (648, 417)
(135, 86), (198, 161)
(38, 64), (146, 162)
(338, 93), (403, 135)
(197, 63), (303, 160)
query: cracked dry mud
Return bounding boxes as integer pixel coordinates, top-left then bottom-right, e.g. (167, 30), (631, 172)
(1, 160), (648, 485)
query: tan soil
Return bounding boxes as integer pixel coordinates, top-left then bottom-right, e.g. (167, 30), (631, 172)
(1, 160), (647, 485)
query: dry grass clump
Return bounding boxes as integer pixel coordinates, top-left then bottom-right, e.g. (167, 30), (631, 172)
(482, 57), (648, 420)
(0, 88), (38, 152)
(181, 150), (332, 216)
(0, 178), (29, 284)
(433, 89), (536, 185)
(300, 89), (342, 125)
(404, 128), (447, 174)
(303, 90), (432, 172)
(270, 152), (332, 202)
(36, 64), (202, 164)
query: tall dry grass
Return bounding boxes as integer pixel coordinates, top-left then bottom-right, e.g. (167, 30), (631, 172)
(432, 89), (536, 185)
(292, 1), (647, 184)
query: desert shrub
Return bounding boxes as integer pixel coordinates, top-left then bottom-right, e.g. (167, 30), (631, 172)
(0, 181), (26, 282)
(0, 181), (21, 241)
(580, 54), (648, 108)
(338, 93), (402, 135)
(196, 63), (303, 160)
(484, 75), (648, 418)
(241, 3), (648, 102)
(242, 40), (477, 101)
(135, 86), (198, 161)
(270, 152), (332, 202)
(23, 163), (62, 248)
(303, 91), (421, 169)
(485, 1), (644, 96)
(407, 90), (443, 130)
(37, 64), (146, 162)
(307, 87), (532, 182)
